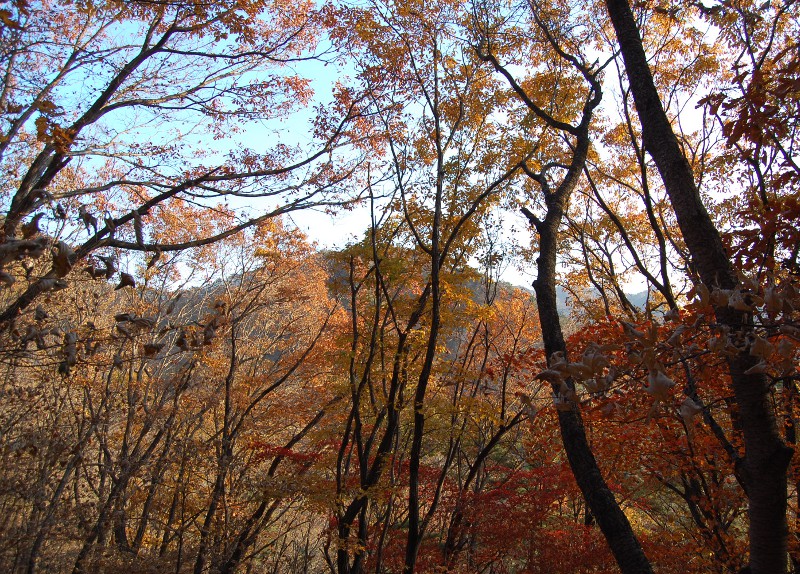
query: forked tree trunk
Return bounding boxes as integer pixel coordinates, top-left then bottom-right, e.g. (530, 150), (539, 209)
(604, 1), (793, 572)
(482, 17), (654, 564)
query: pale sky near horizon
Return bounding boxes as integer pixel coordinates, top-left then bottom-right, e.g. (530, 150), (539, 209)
(286, 201), (538, 289)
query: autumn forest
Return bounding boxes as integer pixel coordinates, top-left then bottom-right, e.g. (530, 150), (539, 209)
(0, 0), (798, 572)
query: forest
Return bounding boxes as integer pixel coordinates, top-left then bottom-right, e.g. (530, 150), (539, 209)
(0, 0), (798, 572)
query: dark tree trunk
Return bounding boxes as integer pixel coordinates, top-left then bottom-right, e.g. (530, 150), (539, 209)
(530, 200), (653, 574)
(604, 1), (793, 572)
(481, 14), (654, 563)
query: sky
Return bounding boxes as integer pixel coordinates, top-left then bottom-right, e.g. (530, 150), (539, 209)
(52, 9), (639, 294)
(266, 41), (543, 289)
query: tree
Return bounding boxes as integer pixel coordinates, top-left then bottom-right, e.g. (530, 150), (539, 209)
(469, 1), (657, 571)
(0, 218), (340, 574)
(324, 2), (531, 570)
(604, 0), (796, 572)
(0, 0), (360, 326)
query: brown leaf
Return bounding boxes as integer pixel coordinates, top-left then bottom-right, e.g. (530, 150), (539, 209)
(115, 272), (136, 290)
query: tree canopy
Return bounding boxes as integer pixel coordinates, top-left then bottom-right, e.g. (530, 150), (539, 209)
(0, 0), (798, 573)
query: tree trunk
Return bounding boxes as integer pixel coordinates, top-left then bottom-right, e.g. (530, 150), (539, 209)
(604, 1), (793, 572)
(531, 204), (653, 574)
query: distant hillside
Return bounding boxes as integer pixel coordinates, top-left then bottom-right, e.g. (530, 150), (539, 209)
(557, 286), (649, 313)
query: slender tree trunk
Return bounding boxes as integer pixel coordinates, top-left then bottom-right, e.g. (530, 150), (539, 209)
(482, 15), (653, 562)
(194, 445), (230, 574)
(25, 457), (79, 574)
(531, 204), (653, 574)
(443, 415), (522, 568)
(72, 474), (131, 574)
(160, 449), (189, 557)
(604, 1), (793, 572)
